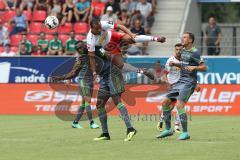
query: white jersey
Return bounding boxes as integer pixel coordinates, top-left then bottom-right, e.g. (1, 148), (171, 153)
(165, 56), (181, 84)
(87, 21), (117, 52)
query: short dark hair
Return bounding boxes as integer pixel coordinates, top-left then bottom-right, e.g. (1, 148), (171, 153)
(90, 18), (100, 28)
(121, 9), (127, 13)
(208, 16), (215, 20)
(175, 43), (183, 47)
(75, 41), (88, 54)
(184, 32), (195, 43)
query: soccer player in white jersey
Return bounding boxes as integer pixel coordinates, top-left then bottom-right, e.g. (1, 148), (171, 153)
(87, 18), (166, 80)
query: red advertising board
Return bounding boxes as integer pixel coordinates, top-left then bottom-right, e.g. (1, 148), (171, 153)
(0, 84), (239, 115)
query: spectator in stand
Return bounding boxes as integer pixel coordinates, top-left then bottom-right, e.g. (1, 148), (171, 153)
(4, 0), (16, 10)
(32, 45), (46, 56)
(0, 19), (10, 46)
(49, 0), (62, 17)
(74, 0), (90, 22)
(131, 19), (147, 55)
(37, 32), (48, 54)
(48, 32), (63, 55)
(105, 0), (121, 16)
(101, 6), (118, 22)
(136, 0), (154, 33)
(120, 0), (137, 16)
(147, 0), (157, 14)
(61, 0), (77, 25)
(10, 9), (29, 36)
(19, 33), (33, 55)
(130, 10), (146, 28)
(205, 16), (222, 55)
(34, 0), (51, 12)
(19, 42), (30, 55)
(0, 44), (16, 56)
(89, 0), (105, 21)
(118, 9), (130, 28)
(149, 60), (164, 84)
(65, 31), (78, 55)
(19, 0), (34, 12)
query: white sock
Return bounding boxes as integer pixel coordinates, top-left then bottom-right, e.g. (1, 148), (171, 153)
(134, 35), (156, 42)
(122, 63), (139, 72)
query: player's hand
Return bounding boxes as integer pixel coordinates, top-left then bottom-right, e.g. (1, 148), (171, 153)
(166, 82), (171, 90)
(195, 85), (201, 92)
(185, 66), (197, 72)
(93, 72), (100, 83)
(169, 61), (175, 66)
(64, 80), (71, 88)
(50, 76), (62, 83)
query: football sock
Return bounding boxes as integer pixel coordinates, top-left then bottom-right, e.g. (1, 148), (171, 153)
(134, 35), (155, 42)
(117, 103), (132, 129)
(74, 104), (85, 122)
(98, 107), (109, 133)
(178, 108), (188, 132)
(85, 102), (93, 123)
(175, 111), (180, 125)
(162, 106), (171, 130)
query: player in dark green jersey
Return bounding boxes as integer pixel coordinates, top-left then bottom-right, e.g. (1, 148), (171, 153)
(52, 41), (99, 129)
(156, 32), (207, 140)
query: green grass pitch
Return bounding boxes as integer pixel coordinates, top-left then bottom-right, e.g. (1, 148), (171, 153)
(0, 115), (240, 160)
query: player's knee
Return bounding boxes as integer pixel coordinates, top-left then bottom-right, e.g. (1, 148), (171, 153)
(162, 98), (171, 106)
(83, 96), (91, 103)
(176, 101), (185, 109)
(122, 35), (135, 44)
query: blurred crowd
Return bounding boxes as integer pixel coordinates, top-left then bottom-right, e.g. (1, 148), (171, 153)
(0, 0), (157, 56)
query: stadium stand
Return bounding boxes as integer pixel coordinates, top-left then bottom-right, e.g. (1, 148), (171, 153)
(0, 0), (159, 56)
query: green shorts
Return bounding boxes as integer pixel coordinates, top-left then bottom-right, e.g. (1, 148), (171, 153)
(166, 81), (195, 102)
(78, 79), (93, 97)
(97, 65), (125, 98)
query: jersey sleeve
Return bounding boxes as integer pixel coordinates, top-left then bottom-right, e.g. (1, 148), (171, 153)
(192, 51), (202, 65)
(86, 32), (95, 52)
(100, 21), (117, 30)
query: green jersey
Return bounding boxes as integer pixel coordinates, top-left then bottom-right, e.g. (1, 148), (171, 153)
(37, 39), (49, 51)
(20, 40), (32, 53)
(49, 39), (63, 50)
(66, 38), (77, 52)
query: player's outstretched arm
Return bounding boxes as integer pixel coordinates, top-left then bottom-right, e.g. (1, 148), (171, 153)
(51, 60), (83, 81)
(196, 62), (207, 72)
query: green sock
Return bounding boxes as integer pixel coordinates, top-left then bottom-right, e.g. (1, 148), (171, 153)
(98, 107), (108, 133)
(117, 103), (132, 129)
(177, 108), (188, 132)
(85, 102), (93, 122)
(162, 106), (171, 130)
(74, 104), (85, 122)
